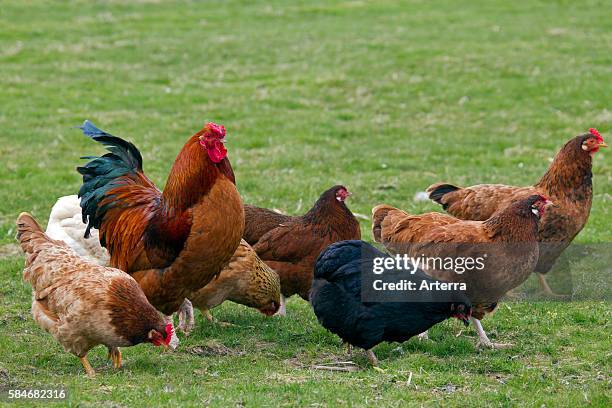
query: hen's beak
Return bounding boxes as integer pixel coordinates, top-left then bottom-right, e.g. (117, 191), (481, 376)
(599, 141), (608, 148)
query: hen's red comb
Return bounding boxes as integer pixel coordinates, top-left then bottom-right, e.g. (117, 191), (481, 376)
(589, 128), (603, 142)
(205, 122), (226, 138)
(164, 323), (174, 346)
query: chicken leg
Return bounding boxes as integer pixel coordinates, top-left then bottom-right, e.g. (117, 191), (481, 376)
(274, 294), (287, 317)
(537, 273), (568, 298)
(79, 355), (95, 378)
(366, 349), (378, 366)
(471, 317), (512, 349)
(201, 309), (235, 327)
(177, 299), (195, 335)
(366, 349), (385, 372)
(340, 341), (353, 356)
(107, 347), (122, 369)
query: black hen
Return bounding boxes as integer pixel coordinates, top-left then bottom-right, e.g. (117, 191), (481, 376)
(310, 240), (471, 366)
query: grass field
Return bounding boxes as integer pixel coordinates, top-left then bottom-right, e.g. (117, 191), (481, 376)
(0, 0), (610, 406)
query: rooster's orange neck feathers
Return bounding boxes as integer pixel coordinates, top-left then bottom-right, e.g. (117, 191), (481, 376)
(162, 135), (235, 212)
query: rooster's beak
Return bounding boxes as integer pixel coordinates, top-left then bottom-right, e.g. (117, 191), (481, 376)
(599, 141), (608, 148)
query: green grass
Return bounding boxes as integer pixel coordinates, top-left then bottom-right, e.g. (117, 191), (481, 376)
(0, 0), (610, 406)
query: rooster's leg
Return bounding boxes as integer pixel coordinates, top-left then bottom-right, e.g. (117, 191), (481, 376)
(107, 347), (122, 369)
(537, 273), (568, 298)
(79, 355), (96, 378)
(417, 331), (429, 341)
(274, 294), (287, 317)
(471, 317), (512, 349)
(177, 299), (195, 336)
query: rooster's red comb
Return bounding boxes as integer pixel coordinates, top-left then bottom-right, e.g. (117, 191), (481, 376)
(164, 323), (174, 346)
(205, 122), (226, 139)
(589, 128), (603, 142)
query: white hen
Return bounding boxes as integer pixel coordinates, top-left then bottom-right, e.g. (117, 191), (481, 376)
(46, 195), (110, 266)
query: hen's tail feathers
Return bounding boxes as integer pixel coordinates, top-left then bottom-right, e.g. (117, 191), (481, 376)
(426, 183), (460, 207)
(16, 213), (51, 256)
(76, 120), (144, 238)
(371, 204), (396, 243)
(48, 195), (81, 224)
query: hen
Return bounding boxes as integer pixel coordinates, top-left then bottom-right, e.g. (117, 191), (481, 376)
(17, 213), (173, 378)
(77, 121), (244, 314)
(311, 240), (471, 366)
(46, 196), (279, 334)
(427, 129), (606, 296)
(46, 195), (110, 266)
(245, 185), (361, 312)
(176, 240), (281, 334)
(372, 195), (551, 348)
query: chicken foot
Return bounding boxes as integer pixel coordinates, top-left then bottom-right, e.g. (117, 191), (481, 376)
(79, 355), (96, 378)
(344, 344), (384, 372)
(107, 347), (122, 369)
(366, 349), (385, 372)
(202, 309), (236, 327)
(177, 299), (195, 335)
(472, 317), (512, 349)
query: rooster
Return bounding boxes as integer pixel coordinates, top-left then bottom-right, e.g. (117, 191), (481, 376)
(427, 129), (606, 296)
(77, 120), (244, 315)
(17, 213), (174, 378)
(46, 196), (279, 334)
(244, 185), (361, 313)
(311, 240), (471, 367)
(372, 195), (551, 348)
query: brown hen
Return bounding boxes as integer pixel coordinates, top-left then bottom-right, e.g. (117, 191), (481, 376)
(372, 195), (551, 348)
(427, 129), (606, 296)
(17, 213), (173, 378)
(246, 185), (361, 312)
